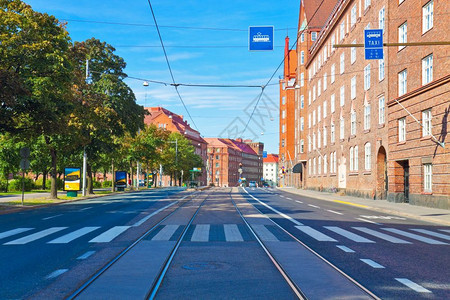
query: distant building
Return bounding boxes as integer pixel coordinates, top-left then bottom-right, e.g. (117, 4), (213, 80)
(144, 107), (207, 186)
(263, 154), (279, 187)
(205, 138), (264, 187)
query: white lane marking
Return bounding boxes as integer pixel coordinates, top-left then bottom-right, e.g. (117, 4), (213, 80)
(440, 229), (450, 233)
(4, 227), (67, 245)
(78, 207), (93, 211)
(295, 200), (303, 204)
(360, 259), (385, 269)
(224, 224), (244, 242)
(77, 251), (96, 260)
(336, 245), (355, 253)
(382, 228), (448, 245)
(0, 228), (34, 240)
(191, 224), (210, 242)
(356, 218), (382, 225)
(286, 197), (293, 200)
(308, 204), (320, 209)
(132, 201), (178, 227)
(244, 189), (304, 226)
(411, 229), (450, 241)
(42, 214), (63, 220)
(89, 226), (130, 243)
(152, 225), (179, 241)
(48, 227), (100, 244)
(352, 227), (411, 244)
(295, 226), (337, 242)
(325, 226), (375, 243)
(327, 210), (343, 215)
(252, 225), (279, 242)
(395, 278), (432, 293)
(45, 269), (68, 280)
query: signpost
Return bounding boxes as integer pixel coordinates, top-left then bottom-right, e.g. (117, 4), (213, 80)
(19, 147), (30, 206)
(364, 29), (384, 60)
(249, 26), (274, 51)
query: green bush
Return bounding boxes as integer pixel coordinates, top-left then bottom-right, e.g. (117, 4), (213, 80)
(93, 180), (102, 188)
(102, 180), (112, 187)
(35, 178), (50, 190)
(9, 178), (35, 192)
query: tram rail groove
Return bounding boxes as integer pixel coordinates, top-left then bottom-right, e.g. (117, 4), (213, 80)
(241, 187), (381, 300)
(66, 190), (203, 300)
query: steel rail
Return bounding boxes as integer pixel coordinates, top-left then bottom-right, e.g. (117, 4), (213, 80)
(229, 190), (307, 300)
(242, 187), (381, 300)
(66, 190), (201, 299)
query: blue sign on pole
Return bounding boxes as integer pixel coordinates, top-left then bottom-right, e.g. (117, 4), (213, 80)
(263, 151), (268, 158)
(364, 29), (384, 60)
(249, 26), (274, 51)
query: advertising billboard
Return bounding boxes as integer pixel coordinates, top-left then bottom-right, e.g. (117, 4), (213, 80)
(115, 171), (127, 188)
(64, 167), (81, 191)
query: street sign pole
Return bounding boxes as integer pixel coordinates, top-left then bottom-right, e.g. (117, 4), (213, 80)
(19, 147), (30, 206)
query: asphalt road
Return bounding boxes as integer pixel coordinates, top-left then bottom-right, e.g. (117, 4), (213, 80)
(243, 187), (450, 299)
(0, 187), (185, 299)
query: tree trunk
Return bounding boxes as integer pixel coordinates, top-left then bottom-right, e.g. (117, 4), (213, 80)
(111, 160), (115, 192)
(49, 147), (58, 199)
(87, 163), (94, 194)
(42, 171), (47, 190)
(129, 164), (134, 190)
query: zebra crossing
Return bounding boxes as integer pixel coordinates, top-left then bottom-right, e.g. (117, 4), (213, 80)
(0, 224), (449, 245)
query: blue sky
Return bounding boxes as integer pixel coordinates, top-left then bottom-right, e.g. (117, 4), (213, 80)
(25, 0), (299, 153)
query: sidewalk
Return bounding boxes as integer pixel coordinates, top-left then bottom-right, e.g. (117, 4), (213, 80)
(277, 187), (450, 226)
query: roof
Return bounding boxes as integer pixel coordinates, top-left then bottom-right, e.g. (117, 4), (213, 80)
(205, 138), (258, 156)
(264, 154), (279, 163)
(303, 0), (339, 30)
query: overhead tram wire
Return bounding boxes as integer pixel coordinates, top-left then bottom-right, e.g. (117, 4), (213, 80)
(146, 0), (199, 131)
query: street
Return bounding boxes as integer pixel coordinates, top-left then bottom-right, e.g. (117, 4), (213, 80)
(1, 187), (448, 299)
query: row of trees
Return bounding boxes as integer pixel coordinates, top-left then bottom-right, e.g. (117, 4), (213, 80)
(0, 0), (203, 197)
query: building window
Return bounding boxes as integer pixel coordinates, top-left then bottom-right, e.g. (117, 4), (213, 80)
(379, 7), (385, 32)
(318, 130), (321, 148)
(331, 94), (335, 113)
(308, 114), (311, 128)
(354, 146), (359, 171)
(340, 86), (345, 107)
(333, 152), (337, 173)
(301, 51), (305, 65)
(318, 80), (322, 97)
(300, 140), (304, 153)
(323, 73), (327, 91)
(323, 126), (327, 146)
(313, 132), (316, 150)
(351, 110), (357, 135)
(351, 76), (356, 99)
(364, 104), (371, 130)
(340, 22), (345, 41)
(313, 85), (316, 101)
(365, 0), (371, 10)
(424, 163), (432, 192)
(378, 96), (385, 124)
(331, 34), (335, 52)
(379, 59), (385, 81)
(282, 110), (286, 119)
(311, 32), (317, 41)
(340, 53), (345, 74)
(350, 147), (354, 171)
(308, 159), (311, 175)
(340, 117), (345, 140)
(300, 117), (304, 131)
(331, 64), (336, 83)
(422, 54), (433, 85)
(422, 109), (432, 137)
(300, 95), (304, 109)
(308, 135), (312, 152)
(313, 110), (316, 125)
(323, 101), (327, 118)
(398, 22), (407, 51)
(398, 69), (407, 96)
(351, 40), (356, 64)
(308, 90), (312, 105)
(318, 106), (322, 123)
(282, 124), (286, 133)
(318, 156), (322, 174)
(324, 154), (327, 174)
(282, 96), (286, 105)
(331, 122), (335, 143)
(398, 117), (406, 142)
(351, 5), (357, 27)
(281, 139), (285, 147)
(364, 64), (371, 90)
(364, 142), (371, 170)
(301, 33), (305, 43)
(423, 1), (434, 33)
(300, 73), (304, 87)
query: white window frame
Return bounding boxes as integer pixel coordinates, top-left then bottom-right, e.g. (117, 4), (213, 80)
(323, 101), (327, 118)
(308, 114), (311, 128)
(300, 117), (304, 131)
(318, 130), (321, 148)
(398, 22), (407, 51)
(379, 58), (385, 81)
(311, 32), (317, 41)
(282, 124), (286, 133)
(301, 51), (305, 65)
(300, 72), (305, 87)
(354, 146), (359, 171)
(318, 106), (321, 123)
(331, 122), (335, 143)
(351, 40), (356, 64)
(398, 117), (406, 142)
(364, 142), (371, 170)
(351, 111), (357, 135)
(422, 109), (432, 137)
(300, 139), (304, 153)
(323, 73), (327, 91)
(364, 104), (371, 130)
(424, 163), (432, 192)
(340, 53), (345, 74)
(318, 156), (322, 175)
(351, 5), (357, 27)
(340, 22), (345, 41)
(331, 94), (335, 113)
(423, 1), (434, 34)
(331, 64), (336, 83)
(350, 147), (354, 171)
(300, 95), (304, 109)
(301, 33), (305, 43)
(364, 64), (371, 90)
(399, 69), (407, 96)
(340, 86), (345, 107)
(378, 96), (385, 124)
(324, 154), (327, 174)
(318, 80), (322, 97)
(365, 0), (371, 10)
(323, 126), (327, 146)
(340, 117), (345, 140)
(379, 7), (385, 32)
(351, 76), (356, 99)
(422, 54), (433, 85)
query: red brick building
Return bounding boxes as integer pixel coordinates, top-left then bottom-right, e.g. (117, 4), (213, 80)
(144, 107), (208, 186)
(386, 0), (449, 208)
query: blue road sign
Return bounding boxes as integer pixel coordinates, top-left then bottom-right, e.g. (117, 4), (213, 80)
(249, 26), (274, 51)
(263, 151), (268, 158)
(364, 29), (383, 60)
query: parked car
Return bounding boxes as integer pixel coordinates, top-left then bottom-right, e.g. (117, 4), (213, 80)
(249, 181), (257, 187)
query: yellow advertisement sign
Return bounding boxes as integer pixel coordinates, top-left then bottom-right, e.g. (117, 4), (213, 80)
(64, 167), (81, 191)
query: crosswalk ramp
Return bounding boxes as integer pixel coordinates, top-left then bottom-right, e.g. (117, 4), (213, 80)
(1, 225), (449, 246)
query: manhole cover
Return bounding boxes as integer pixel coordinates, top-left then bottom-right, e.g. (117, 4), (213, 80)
(182, 261), (228, 271)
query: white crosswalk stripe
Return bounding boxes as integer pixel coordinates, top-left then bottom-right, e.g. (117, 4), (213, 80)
(382, 228), (448, 245)
(0, 228), (34, 240)
(48, 227), (100, 244)
(410, 229), (450, 241)
(252, 225), (278, 242)
(191, 224), (210, 242)
(224, 224), (243, 242)
(440, 229), (450, 234)
(89, 226), (130, 243)
(296, 226), (337, 242)
(4, 227), (67, 245)
(152, 225), (179, 241)
(325, 226), (375, 243)
(352, 227), (411, 244)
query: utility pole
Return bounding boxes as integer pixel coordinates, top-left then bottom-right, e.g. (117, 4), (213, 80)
(82, 59), (89, 197)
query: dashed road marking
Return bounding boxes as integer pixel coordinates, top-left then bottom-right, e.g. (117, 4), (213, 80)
(42, 214), (63, 220)
(308, 204), (320, 209)
(295, 200), (303, 204)
(336, 245), (355, 253)
(325, 226), (375, 243)
(360, 259), (385, 269)
(327, 210), (343, 215)
(296, 226), (337, 242)
(45, 269), (68, 279)
(77, 251), (96, 260)
(356, 218), (382, 225)
(132, 201), (178, 227)
(395, 278), (432, 293)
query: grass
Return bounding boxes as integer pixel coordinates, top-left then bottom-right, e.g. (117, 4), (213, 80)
(0, 189), (50, 196)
